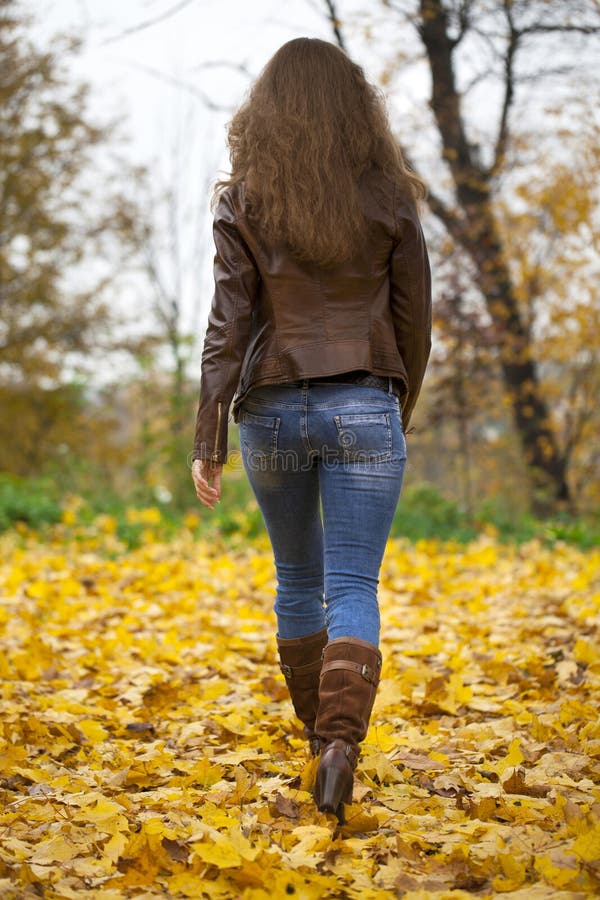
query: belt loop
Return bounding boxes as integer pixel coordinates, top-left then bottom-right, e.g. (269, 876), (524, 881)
(387, 376), (393, 397)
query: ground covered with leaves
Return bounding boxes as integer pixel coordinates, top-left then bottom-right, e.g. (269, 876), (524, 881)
(0, 512), (599, 899)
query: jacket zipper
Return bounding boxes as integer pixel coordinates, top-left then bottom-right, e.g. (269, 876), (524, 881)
(212, 401), (223, 462)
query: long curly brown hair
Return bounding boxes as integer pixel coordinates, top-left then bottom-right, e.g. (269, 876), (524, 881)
(214, 37), (426, 267)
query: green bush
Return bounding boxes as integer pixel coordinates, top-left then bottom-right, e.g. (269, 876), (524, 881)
(542, 515), (600, 549)
(474, 496), (539, 542)
(1, 467), (598, 549)
(391, 483), (476, 541)
(0, 473), (62, 531)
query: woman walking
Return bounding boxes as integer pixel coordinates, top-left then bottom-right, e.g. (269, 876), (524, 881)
(191, 37), (431, 823)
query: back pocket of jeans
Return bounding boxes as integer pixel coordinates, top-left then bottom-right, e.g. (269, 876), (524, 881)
(333, 412), (391, 462)
(240, 411), (280, 457)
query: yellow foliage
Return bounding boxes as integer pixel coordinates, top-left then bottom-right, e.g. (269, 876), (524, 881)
(574, 638), (600, 667)
(0, 526), (599, 896)
(495, 738), (525, 775)
(573, 823), (600, 863)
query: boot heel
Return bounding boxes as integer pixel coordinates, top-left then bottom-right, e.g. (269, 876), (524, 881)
(318, 765), (345, 811)
(313, 639), (382, 822)
(316, 769), (351, 824)
(315, 745), (354, 823)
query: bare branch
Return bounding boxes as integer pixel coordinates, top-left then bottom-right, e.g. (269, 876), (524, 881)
(515, 65), (583, 83)
(192, 59), (253, 79)
(563, 364), (598, 463)
(401, 152), (470, 251)
(418, 0), (483, 190)
(100, 0), (197, 46)
(381, 0), (420, 24)
(490, 0), (519, 177)
(467, 22), (506, 63)
(521, 23), (600, 36)
(143, 237), (172, 323)
(109, 58), (233, 112)
(426, 189), (468, 247)
(460, 64), (496, 95)
(322, 0), (347, 51)
(449, 0), (474, 49)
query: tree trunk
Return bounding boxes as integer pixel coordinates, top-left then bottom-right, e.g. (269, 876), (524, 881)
(462, 205), (570, 512)
(418, 0), (571, 514)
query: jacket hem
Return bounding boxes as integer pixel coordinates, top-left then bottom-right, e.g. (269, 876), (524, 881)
(231, 341), (409, 424)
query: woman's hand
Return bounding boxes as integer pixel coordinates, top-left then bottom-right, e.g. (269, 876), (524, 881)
(191, 459), (223, 510)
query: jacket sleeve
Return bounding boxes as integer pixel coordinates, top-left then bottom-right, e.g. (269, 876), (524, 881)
(389, 192), (432, 430)
(191, 190), (259, 463)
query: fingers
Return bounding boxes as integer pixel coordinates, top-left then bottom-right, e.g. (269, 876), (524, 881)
(191, 459), (222, 510)
(211, 466), (222, 501)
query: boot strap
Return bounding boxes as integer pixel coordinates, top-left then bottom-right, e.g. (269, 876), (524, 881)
(321, 738), (358, 769)
(279, 657), (323, 678)
(320, 658), (380, 685)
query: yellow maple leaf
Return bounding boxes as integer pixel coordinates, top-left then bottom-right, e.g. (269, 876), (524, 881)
(534, 852), (580, 888)
(574, 638), (600, 666)
(30, 835), (79, 865)
(191, 836), (243, 869)
(102, 830), (129, 865)
(300, 756), (319, 792)
(365, 722), (402, 753)
(76, 718), (109, 742)
(187, 756), (224, 787)
(496, 738), (525, 775)
(572, 823), (600, 863)
(492, 851), (527, 891)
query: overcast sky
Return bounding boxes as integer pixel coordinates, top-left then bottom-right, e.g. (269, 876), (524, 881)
(33, 0), (429, 174)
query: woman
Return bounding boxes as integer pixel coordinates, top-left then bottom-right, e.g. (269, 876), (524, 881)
(191, 37), (431, 823)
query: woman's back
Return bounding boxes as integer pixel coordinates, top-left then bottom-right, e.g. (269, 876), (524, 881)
(213, 167), (430, 431)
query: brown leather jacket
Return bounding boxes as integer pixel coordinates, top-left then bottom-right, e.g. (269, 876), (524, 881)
(192, 167), (432, 463)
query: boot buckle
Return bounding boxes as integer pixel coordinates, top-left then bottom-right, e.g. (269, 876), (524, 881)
(360, 664), (376, 684)
(344, 743), (358, 768)
(280, 658), (322, 678)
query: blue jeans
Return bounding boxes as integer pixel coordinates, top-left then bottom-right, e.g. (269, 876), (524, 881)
(238, 378), (407, 646)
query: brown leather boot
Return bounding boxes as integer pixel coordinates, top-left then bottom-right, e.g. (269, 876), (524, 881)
(313, 637), (382, 823)
(277, 628), (328, 756)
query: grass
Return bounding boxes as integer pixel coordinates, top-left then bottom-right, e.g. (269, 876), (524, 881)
(1, 470), (598, 549)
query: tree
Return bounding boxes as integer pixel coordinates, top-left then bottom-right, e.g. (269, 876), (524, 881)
(495, 120), (600, 511)
(0, 0), (150, 468)
(324, 0), (600, 513)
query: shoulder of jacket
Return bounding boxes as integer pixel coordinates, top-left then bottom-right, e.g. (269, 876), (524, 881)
(360, 167), (417, 228)
(215, 181), (247, 222)
(391, 182), (420, 237)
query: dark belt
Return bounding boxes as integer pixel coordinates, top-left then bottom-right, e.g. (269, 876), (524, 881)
(287, 371), (400, 397)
